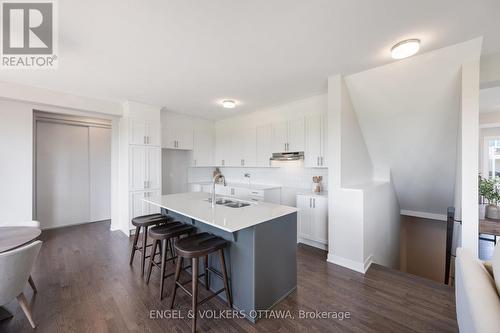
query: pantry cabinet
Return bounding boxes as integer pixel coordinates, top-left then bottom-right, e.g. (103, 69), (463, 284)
(122, 101), (162, 233)
(129, 146), (161, 191)
(305, 114), (327, 167)
(129, 190), (161, 220)
(129, 118), (161, 146)
(297, 194), (328, 249)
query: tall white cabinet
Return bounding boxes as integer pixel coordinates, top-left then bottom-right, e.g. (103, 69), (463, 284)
(297, 194), (328, 250)
(120, 101), (162, 233)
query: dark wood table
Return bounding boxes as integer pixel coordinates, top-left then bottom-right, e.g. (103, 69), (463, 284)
(0, 227), (41, 253)
(0, 227), (41, 321)
(479, 217), (500, 236)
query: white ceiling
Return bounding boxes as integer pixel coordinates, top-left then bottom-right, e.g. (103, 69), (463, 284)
(480, 86), (500, 113)
(1, 0), (499, 119)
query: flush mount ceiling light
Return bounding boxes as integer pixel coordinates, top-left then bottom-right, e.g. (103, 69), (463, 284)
(391, 39), (420, 59)
(221, 99), (236, 109)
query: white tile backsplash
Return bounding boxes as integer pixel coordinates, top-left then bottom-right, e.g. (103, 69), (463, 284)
(188, 161), (328, 206)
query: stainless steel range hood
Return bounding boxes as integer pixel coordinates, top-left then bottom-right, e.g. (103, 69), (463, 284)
(269, 151), (304, 161)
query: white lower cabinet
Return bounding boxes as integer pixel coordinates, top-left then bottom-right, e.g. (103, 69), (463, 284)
(297, 194), (328, 249)
(129, 190), (161, 229)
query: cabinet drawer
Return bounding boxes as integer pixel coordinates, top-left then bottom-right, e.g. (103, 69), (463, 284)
(248, 189), (264, 197)
(247, 195), (264, 202)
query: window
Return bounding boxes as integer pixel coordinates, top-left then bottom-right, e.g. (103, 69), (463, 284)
(483, 136), (500, 178)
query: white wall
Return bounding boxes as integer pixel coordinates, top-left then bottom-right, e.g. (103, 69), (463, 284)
(327, 75), (369, 271)
(479, 110), (500, 125)
(364, 181), (401, 269)
(339, 76), (374, 186)
(0, 101), (33, 225)
(0, 82), (122, 228)
(163, 149), (191, 194)
(345, 38), (482, 218)
(0, 80), (121, 116)
(219, 162), (328, 206)
(480, 52), (500, 88)
(460, 60), (480, 257)
(327, 75), (400, 273)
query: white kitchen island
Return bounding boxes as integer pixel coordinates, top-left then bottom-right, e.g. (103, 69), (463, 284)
(144, 192), (298, 322)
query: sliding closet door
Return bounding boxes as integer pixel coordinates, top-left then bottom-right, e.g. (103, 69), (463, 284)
(89, 127), (111, 222)
(36, 121), (90, 228)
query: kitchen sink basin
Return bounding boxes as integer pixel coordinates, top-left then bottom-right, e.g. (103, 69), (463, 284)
(206, 197), (252, 208)
(225, 202), (251, 208)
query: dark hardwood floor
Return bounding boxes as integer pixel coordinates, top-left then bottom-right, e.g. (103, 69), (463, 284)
(0, 221), (458, 332)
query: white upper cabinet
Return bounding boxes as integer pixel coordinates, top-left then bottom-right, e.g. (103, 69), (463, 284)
(215, 129), (231, 166)
(234, 128), (256, 167)
(271, 121), (288, 152)
(146, 120), (161, 146)
(215, 128), (257, 167)
(288, 118), (305, 152)
(162, 125), (194, 150)
(271, 118), (305, 153)
(192, 128), (214, 167)
(130, 118), (160, 146)
(129, 119), (147, 145)
(256, 125), (273, 167)
(161, 111), (196, 150)
(305, 114), (327, 167)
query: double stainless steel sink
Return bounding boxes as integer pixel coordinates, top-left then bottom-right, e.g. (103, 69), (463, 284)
(206, 197), (252, 208)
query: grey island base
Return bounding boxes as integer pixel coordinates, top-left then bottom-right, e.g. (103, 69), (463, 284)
(145, 192), (298, 323)
(162, 208), (297, 323)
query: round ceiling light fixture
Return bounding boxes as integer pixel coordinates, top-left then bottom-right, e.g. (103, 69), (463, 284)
(221, 99), (237, 109)
(391, 39), (420, 59)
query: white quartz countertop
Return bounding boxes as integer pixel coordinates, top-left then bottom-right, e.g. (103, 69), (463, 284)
(144, 192), (297, 233)
(189, 181), (281, 190)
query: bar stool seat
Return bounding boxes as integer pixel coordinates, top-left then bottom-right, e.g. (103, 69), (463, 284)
(132, 213), (171, 226)
(129, 214), (173, 276)
(149, 222), (194, 239)
(171, 232), (232, 333)
(146, 222), (195, 300)
(174, 232), (228, 258)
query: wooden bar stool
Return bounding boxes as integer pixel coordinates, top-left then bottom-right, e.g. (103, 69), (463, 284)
(146, 222), (195, 300)
(129, 213), (173, 276)
(170, 232), (232, 333)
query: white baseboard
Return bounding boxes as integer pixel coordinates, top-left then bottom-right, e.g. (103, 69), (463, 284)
(364, 254), (374, 272)
(297, 238), (327, 250)
(327, 253), (374, 274)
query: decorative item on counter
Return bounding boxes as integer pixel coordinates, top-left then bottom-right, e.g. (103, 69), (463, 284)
(312, 176), (323, 193)
(213, 167), (225, 184)
(479, 175), (500, 220)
